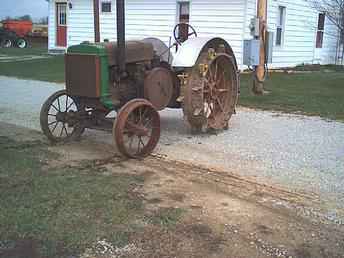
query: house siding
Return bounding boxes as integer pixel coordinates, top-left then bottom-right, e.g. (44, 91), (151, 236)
(48, 0), (56, 50)
(244, 0), (339, 67)
(48, 0), (339, 67)
(98, 0), (246, 65)
(99, 0), (177, 44)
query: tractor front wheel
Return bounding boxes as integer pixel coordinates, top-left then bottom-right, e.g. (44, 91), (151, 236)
(40, 90), (85, 143)
(114, 99), (160, 159)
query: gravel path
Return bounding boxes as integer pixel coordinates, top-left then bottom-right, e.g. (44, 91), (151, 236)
(1, 76), (344, 210)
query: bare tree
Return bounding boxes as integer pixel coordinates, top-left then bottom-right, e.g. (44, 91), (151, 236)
(310, 0), (344, 64)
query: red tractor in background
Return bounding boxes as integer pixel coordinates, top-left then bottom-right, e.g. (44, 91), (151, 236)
(0, 20), (32, 48)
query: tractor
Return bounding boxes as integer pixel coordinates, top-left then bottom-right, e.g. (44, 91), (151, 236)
(40, 0), (239, 159)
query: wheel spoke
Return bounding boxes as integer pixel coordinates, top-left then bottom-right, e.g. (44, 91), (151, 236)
(216, 96), (225, 112)
(139, 108), (143, 122)
(137, 136), (142, 154)
(143, 117), (153, 128)
(214, 60), (219, 83)
(51, 104), (59, 112)
(65, 96), (69, 112)
(51, 121), (59, 133)
(59, 125), (64, 137)
(66, 101), (75, 112)
(207, 66), (215, 83)
(57, 97), (61, 112)
(139, 137), (145, 149)
(48, 121), (58, 126)
(141, 108), (149, 122)
(216, 71), (225, 86)
(63, 124), (69, 137)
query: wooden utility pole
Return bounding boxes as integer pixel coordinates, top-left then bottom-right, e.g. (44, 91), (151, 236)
(253, 0), (267, 95)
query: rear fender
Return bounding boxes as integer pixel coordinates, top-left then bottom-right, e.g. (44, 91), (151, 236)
(172, 37), (237, 69)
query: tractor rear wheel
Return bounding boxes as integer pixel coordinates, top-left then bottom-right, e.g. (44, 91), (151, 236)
(16, 38), (28, 49)
(1, 38), (12, 48)
(183, 53), (239, 132)
(114, 99), (160, 159)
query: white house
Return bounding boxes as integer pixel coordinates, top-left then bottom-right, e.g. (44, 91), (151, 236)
(48, 0), (342, 68)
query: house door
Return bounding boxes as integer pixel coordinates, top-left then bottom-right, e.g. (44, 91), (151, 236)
(56, 3), (67, 47)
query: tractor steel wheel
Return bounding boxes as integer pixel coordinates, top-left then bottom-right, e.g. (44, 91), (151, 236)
(183, 53), (238, 131)
(2, 39), (12, 48)
(40, 90), (85, 143)
(114, 99), (160, 159)
(16, 38), (28, 49)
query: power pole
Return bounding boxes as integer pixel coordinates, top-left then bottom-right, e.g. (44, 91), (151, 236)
(253, 0), (268, 95)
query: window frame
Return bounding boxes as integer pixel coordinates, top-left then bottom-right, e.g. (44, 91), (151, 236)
(57, 4), (67, 26)
(275, 6), (286, 47)
(101, 1), (112, 14)
(316, 13), (325, 48)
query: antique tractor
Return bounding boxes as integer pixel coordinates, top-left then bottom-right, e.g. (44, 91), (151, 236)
(40, 0), (239, 159)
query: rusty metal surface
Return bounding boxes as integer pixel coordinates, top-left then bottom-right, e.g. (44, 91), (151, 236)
(114, 99), (160, 159)
(93, 0), (100, 42)
(65, 54), (101, 98)
(183, 52), (239, 131)
(144, 67), (174, 111)
(105, 41), (154, 66)
(116, 0), (126, 72)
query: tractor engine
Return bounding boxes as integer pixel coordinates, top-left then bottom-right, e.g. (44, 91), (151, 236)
(106, 41), (155, 105)
(65, 40), (162, 110)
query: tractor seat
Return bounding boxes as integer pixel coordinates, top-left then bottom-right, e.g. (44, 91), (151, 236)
(105, 40), (154, 66)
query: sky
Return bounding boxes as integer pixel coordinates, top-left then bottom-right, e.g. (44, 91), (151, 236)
(0, 0), (48, 21)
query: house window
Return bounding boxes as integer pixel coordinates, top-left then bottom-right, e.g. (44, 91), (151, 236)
(276, 6), (286, 46)
(177, 2), (190, 41)
(58, 4), (67, 26)
(101, 1), (112, 13)
(316, 13), (325, 48)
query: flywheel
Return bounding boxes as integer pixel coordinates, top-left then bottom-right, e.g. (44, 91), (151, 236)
(144, 67), (174, 111)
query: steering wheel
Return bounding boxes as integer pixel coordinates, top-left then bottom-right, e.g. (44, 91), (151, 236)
(173, 23), (198, 45)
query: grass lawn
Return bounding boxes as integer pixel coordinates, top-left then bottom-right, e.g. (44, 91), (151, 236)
(0, 137), (182, 258)
(0, 48), (65, 83)
(0, 47), (343, 120)
(239, 71), (344, 121)
(0, 47), (48, 57)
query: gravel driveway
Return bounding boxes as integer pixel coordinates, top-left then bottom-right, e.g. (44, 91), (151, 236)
(1, 76), (343, 211)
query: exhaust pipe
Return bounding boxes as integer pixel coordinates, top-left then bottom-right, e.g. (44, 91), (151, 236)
(116, 0), (126, 73)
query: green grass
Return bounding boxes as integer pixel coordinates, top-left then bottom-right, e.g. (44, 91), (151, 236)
(0, 137), (144, 258)
(146, 207), (184, 228)
(0, 47), (48, 56)
(0, 55), (65, 83)
(239, 71), (344, 121)
(0, 136), (184, 258)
